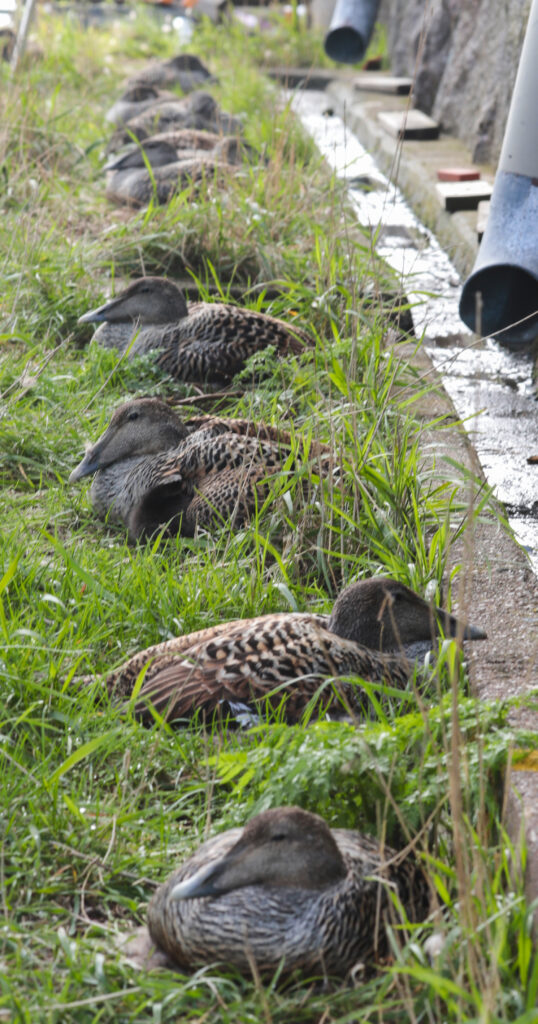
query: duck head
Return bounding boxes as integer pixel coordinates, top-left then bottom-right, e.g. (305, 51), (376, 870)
(170, 807), (347, 900)
(329, 577), (487, 651)
(69, 397), (189, 482)
(78, 277), (188, 327)
(167, 54), (209, 74)
(188, 92), (218, 120)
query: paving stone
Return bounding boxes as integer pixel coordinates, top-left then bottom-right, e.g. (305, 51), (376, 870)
(436, 179), (493, 212)
(378, 108), (439, 140)
(353, 73), (412, 94)
(437, 167), (481, 182)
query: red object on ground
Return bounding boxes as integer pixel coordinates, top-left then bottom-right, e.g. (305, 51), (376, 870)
(437, 167), (481, 182)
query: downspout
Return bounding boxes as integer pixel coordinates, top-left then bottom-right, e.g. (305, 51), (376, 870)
(459, 0), (538, 347)
(324, 0), (380, 64)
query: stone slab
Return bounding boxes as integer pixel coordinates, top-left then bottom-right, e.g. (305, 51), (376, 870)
(354, 73), (412, 95)
(378, 109), (440, 140)
(436, 179), (494, 212)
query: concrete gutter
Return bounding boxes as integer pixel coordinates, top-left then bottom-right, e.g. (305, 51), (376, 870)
(274, 68), (538, 928)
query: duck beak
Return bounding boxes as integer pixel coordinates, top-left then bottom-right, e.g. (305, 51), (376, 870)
(438, 608), (487, 642)
(78, 302), (110, 325)
(69, 444), (102, 482)
(461, 622), (488, 641)
(104, 153), (127, 172)
(169, 860), (223, 901)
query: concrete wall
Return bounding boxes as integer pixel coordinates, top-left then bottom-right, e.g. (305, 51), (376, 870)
(378, 0), (531, 163)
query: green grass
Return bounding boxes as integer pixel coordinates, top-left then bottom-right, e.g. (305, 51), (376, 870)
(1, 10), (537, 1024)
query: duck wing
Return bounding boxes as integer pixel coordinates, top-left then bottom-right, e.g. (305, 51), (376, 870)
(157, 303), (313, 383)
(130, 615), (410, 726)
(106, 158), (230, 210)
(106, 615), (285, 699)
(126, 429), (285, 540)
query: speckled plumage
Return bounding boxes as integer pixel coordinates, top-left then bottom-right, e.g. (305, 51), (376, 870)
(107, 92), (243, 151)
(103, 576), (486, 724)
(147, 806), (430, 978)
(78, 276), (313, 383)
(124, 53), (215, 91)
(105, 85), (178, 127)
(69, 397), (300, 542)
(104, 133), (258, 209)
(105, 154), (235, 208)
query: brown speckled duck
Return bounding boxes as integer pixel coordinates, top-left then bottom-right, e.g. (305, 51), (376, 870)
(69, 397), (300, 541)
(124, 53), (215, 92)
(146, 806), (430, 978)
(107, 92), (243, 151)
(104, 136), (257, 209)
(78, 277), (312, 383)
(104, 576), (486, 722)
(105, 85), (178, 127)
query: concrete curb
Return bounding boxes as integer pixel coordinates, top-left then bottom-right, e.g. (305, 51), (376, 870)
(324, 78), (493, 278)
(280, 69), (538, 931)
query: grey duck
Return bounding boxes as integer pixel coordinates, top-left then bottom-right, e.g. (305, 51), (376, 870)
(107, 92), (243, 152)
(124, 53), (215, 92)
(146, 805), (430, 978)
(104, 136), (257, 209)
(69, 397), (301, 541)
(78, 276), (313, 383)
(103, 575), (487, 722)
(106, 85), (178, 127)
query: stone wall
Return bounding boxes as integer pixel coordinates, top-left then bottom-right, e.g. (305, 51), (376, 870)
(378, 0), (531, 163)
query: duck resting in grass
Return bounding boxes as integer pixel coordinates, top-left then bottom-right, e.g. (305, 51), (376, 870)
(124, 53), (216, 92)
(104, 136), (258, 209)
(78, 276), (313, 384)
(142, 805), (430, 978)
(100, 575), (487, 724)
(69, 396), (318, 542)
(107, 92), (243, 151)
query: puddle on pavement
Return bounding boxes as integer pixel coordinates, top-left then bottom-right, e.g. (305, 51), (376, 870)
(291, 89), (538, 576)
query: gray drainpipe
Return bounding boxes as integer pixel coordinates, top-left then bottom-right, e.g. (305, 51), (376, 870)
(459, 0), (538, 347)
(324, 0), (379, 64)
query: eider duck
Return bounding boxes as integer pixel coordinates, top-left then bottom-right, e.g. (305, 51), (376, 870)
(69, 397), (300, 541)
(107, 92), (243, 151)
(102, 575), (487, 722)
(146, 805), (430, 978)
(104, 136), (257, 208)
(124, 53), (215, 92)
(105, 85), (178, 127)
(78, 276), (312, 383)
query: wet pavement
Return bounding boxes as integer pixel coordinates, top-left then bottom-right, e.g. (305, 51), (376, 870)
(291, 88), (538, 574)
(290, 82), (538, 928)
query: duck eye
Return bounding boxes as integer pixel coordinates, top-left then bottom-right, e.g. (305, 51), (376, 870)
(127, 410), (140, 422)
(270, 833), (287, 842)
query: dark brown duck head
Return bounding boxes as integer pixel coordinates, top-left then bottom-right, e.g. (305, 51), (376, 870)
(69, 398), (188, 483)
(170, 807), (347, 901)
(166, 54), (211, 74)
(78, 277), (188, 328)
(125, 53), (214, 88)
(329, 577), (487, 651)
